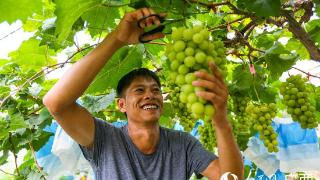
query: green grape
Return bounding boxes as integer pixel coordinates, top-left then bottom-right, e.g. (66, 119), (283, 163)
(173, 40), (186, 52)
(195, 52), (206, 63)
(175, 74), (185, 85)
(184, 56), (196, 67)
(280, 75), (318, 129)
(185, 73), (196, 84)
(192, 33), (204, 44)
(170, 60), (180, 71)
(176, 52), (185, 62)
(171, 27), (184, 40)
(187, 93), (198, 103)
(185, 47), (195, 56)
(178, 65), (189, 75)
(191, 102), (204, 115)
(181, 84), (194, 94)
(205, 104), (215, 117)
(246, 103), (279, 153)
(183, 29), (193, 41)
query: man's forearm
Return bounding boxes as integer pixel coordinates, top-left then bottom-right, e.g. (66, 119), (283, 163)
(43, 32), (124, 111)
(214, 118), (244, 179)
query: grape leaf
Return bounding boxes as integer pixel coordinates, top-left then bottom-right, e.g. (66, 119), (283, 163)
(86, 46), (143, 93)
(238, 0), (281, 17)
(9, 38), (56, 71)
(232, 65), (254, 91)
(286, 38), (309, 60)
(264, 42), (298, 79)
(80, 91), (116, 113)
(305, 19), (320, 47)
(0, 150), (8, 165)
(54, 0), (101, 42)
(9, 113), (28, 131)
(82, 6), (120, 37)
(0, 0), (43, 24)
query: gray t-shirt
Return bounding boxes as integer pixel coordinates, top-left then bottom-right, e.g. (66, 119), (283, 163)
(80, 118), (217, 180)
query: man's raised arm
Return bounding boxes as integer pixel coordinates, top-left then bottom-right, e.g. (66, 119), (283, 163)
(43, 8), (164, 148)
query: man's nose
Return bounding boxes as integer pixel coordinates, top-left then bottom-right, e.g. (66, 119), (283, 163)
(144, 89), (155, 99)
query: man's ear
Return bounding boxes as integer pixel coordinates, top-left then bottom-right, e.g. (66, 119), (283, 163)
(117, 98), (126, 113)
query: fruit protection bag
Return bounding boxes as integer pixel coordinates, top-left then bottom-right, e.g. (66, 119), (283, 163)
(275, 121), (320, 172)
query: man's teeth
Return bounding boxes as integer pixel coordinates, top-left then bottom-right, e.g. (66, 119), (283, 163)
(143, 105), (158, 110)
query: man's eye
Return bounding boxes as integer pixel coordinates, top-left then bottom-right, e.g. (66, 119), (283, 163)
(136, 88), (143, 92)
(153, 88), (161, 92)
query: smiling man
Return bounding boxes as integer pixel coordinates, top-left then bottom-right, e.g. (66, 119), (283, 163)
(43, 8), (243, 180)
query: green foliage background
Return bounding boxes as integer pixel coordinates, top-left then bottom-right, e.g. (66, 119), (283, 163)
(0, 0), (320, 179)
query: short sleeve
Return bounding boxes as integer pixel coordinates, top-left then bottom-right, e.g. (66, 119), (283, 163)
(79, 118), (114, 169)
(185, 133), (218, 176)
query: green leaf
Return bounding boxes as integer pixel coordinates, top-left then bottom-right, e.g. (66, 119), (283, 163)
(146, 0), (186, 13)
(0, 0), (43, 24)
(37, 108), (53, 129)
(54, 0), (101, 42)
(238, 0), (281, 17)
(0, 150), (9, 165)
(232, 65), (254, 91)
(81, 91), (116, 113)
(82, 6), (120, 37)
(86, 46), (143, 93)
(264, 42), (298, 79)
(305, 19), (320, 46)
(286, 38), (309, 60)
(31, 131), (52, 151)
(27, 171), (43, 180)
(9, 113), (28, 131)
(0, 59), (9, 67)
(9, 38), (56, 71)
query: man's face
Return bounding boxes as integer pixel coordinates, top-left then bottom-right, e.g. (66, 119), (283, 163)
(118, 76), (163, 124)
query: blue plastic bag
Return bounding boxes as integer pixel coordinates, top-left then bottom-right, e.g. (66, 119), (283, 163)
(275, 121), (320, 172)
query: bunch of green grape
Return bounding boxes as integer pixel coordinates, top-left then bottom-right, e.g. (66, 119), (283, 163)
(198, 117), (216, 151)
(170, 85), (195, 132)
(165, 25), (227, 120)
(246, 103), (279, 153)
(232, 95), (252, 134)
(280, 75), (318, 129)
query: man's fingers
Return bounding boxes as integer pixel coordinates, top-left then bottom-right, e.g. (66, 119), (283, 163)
(137, 9), (145, 28)
(143, 32), (165, 41)
(209, 62), (224, 83)
(195, 91), (225, 107)
(192, 79), (225, 96)
(149, 9), (161, 26)
(194, 70), (226, 91)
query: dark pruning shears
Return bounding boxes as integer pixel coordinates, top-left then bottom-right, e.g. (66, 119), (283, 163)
(137, 14), (184, 43)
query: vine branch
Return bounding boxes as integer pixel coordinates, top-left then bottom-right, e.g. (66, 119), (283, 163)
(281, 10), (320, 61)
(29, 142), (47, 179)
(0, 27), (22, 41)
(0, 169), (16, 176)
(292, 67), (320, 79)
(8, 133), (19, 176)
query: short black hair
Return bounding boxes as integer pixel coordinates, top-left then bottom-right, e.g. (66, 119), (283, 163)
(116, 68), (161, 97)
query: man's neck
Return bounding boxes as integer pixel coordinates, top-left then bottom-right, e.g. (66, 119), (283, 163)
(127, 122), (160, 155)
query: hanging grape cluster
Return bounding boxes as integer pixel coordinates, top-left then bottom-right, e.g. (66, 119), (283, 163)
(246, 103), (279, 153)
(232, 95), (252, 134)
(280, 75), (318, 129)
(198, 117), (216, 151)
(170, 85), (195, 132)
(165, 25), (227, 120)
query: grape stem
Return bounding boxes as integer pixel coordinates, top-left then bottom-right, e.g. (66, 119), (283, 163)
(292, 67), (320, 79)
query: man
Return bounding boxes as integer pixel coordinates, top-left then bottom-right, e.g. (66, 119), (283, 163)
(43, 8), (244, 180)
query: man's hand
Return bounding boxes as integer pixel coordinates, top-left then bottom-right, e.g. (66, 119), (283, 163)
(192, 62), (229, 125)
(113, 8), (166, 45)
